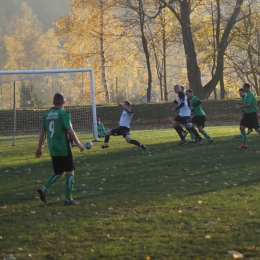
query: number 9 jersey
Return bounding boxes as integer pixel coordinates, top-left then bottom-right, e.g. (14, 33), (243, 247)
(42, 108), (72, 156)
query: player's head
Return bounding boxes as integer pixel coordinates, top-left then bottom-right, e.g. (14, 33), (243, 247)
(243, 83), (251, 93)
(124, 101), (131, 107)
(97, 118), (101, 124)
(174, 85), (181, 93)
(185, 89), (193, 99)
(239, 88), (245, 97)
(53, 93), (65, 106)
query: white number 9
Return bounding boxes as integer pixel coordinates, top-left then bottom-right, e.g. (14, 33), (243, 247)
(49, 121), (55, 138)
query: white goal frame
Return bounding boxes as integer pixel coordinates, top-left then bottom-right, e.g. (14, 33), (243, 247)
(0, 68), (99, 144)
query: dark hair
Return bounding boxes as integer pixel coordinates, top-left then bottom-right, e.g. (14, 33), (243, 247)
(124, 101), (131, 106)
(97, 118), (100, 121)
(243, 83), (251, 89)
(185, 89), (193, 94)
(239, 88), (244, 92)
(53, 93), (65, 105)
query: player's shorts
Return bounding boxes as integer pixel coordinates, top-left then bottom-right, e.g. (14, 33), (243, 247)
(240, 112), (259, 129)
(111, 126), (130, 137)
(192, 115), (206, 127)
(174, 115), (192, 125)
(51, 148), (75, 175)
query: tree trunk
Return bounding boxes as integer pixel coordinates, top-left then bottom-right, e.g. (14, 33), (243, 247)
(138, 0), (152, 102)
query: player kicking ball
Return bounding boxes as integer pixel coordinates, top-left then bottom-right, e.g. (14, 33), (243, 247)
(35, 93), (85, 205)
(101, 101), (148, 150)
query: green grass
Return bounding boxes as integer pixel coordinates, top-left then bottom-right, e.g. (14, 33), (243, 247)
(1, 125), (260, 260)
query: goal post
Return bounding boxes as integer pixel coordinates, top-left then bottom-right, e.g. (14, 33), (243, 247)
(0, 68), (99, 145)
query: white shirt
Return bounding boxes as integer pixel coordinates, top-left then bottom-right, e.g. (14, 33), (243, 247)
(119, 109), (133, 128)
(178, 92), (191, 117)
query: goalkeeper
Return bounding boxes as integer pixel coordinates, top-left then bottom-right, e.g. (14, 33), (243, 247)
(93, 118), (106, 138)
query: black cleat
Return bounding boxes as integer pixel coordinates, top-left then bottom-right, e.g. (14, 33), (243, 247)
(140, 144), (148, 150)
(178, 139), (186, 145)
(101, 144), (109, 149)
(208, 139), (213, 143)
(198, 139), (204, 145)
(38, 189), (47, 203)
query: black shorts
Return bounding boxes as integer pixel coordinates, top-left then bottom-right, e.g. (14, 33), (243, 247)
(111, 126), (130, 137)
(51, 148), (75, 175)
(192, 115), (206, 127)
(240, 112), (259, 129)
(174, 115), (192, 125)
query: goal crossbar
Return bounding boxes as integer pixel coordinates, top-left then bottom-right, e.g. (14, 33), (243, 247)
(0, 68), (99, 143)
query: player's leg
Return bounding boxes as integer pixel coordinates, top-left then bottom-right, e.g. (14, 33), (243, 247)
(196, 116), (213, 143)
(38, 156), (66, 203)
(185, 118), (204, 145)
(64, 170), (79, 205)
(102, 129), (112, 148)
(172, 116), (186, 144)
(125, 130), (148, 150)
(237, 124), (247, 148)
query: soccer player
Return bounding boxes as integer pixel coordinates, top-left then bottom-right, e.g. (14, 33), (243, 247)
(93, 117), (106, 138)
(171, 84), (204, 145)
(185, 89), (213, 143)
(235, 83), (260, 149)
(101, 101), (148, 150)
(238, 88), (253, 135)
(35, 93), (85, 205)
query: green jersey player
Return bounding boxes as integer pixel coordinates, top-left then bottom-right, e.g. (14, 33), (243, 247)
(35, 93), (85, 205)
(235, 83), (260, 149)
(185, 89), (213, 143)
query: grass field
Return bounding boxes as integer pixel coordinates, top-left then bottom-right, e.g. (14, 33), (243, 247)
(1, 124), (260, 260)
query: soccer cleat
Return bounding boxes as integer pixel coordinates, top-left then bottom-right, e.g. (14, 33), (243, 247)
(101, 143), (109, 149)
(198, 139), (204, 145)
(208, 139), (213, 143)
(237, 144), (248, 149)
(182, 130), (189, 138)
(64, 199), (80, 206)
(247, 129), (253, 135)
(178, 139), (186, 145)
(140, 144), (148, 150)
(38, 188), (47, 203)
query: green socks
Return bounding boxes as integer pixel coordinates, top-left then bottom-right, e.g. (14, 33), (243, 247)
(190, 131), (195, 140)
(66, 174), (74, 201)
(201, 130), (212, 140)
(241, 131), (247, 144)
(43, 174), (61, 190)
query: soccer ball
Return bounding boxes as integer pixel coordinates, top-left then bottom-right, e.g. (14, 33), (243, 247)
(84, 141), (93, 149)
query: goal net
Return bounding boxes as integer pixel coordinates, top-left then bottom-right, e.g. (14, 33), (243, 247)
(0, 68), (99, 145)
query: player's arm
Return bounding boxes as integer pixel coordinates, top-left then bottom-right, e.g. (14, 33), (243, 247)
(35, 130), (46, 158)
(235, 102), (251, 110)
(118, 103), (131, 113)
(190, 99), (201, 111)
(67, 128), (85, 151)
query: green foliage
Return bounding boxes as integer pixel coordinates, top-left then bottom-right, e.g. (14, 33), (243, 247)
(1, 126), (260, 259)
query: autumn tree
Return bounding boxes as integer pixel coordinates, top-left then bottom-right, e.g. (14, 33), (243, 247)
(156, 0), (245, 99)
(226, 1), (260, 96)
(56, 0), (122, 103)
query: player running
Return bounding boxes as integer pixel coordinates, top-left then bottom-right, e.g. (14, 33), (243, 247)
(185, 89), (213, 143)
(235, 83), (260, 149)
(171, 84), (204, 145)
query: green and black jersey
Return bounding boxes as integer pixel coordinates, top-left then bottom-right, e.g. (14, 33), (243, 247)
(42, 108), (72, 156)
(190, 96), (205, 116)
(244, 91), (258, 114)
